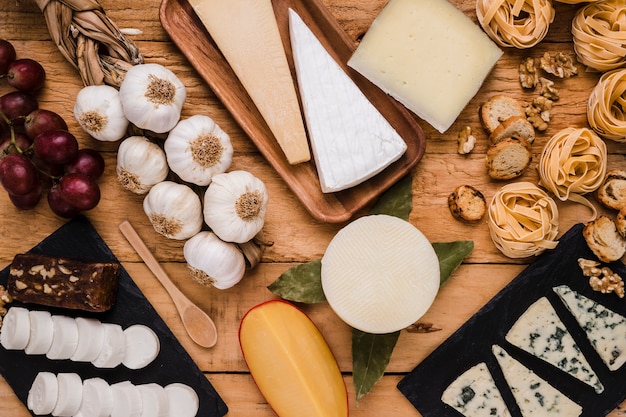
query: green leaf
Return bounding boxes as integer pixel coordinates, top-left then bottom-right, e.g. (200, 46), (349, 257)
(352, 328), (400, 402)
(370, 174), (412, 220)
(432, 240), (474, 286)
(267, 260), (326, 303)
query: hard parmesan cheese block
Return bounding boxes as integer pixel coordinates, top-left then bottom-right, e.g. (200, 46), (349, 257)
(347, 0), (503, 133)
(441, 362), (511, 417)
(554, 285), (626, 371)
(492, 344), (582, 417)
(288, 9), (407, 193)
(321, 215), (439, 334)
(187, 0), (310, 165)
(505, 297), (604, 393)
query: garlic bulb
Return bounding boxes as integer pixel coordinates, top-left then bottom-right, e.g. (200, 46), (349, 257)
(164, 115), (233, 186)
(183, 231), (246, 289)
(143, 181), (203, 240)
(203, 170), (268, 244)
(74, 85), (129, 142)
(119, 63), (186, 134)
(116, 136), (169, 194)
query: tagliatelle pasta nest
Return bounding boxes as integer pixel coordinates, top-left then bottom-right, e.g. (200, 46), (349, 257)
(587, 68), (626, 141)
(538, 127), (607, 217)
(572, 0), (626, 72)
(476, 0), (555, 48)
(488, 182), (559, 258)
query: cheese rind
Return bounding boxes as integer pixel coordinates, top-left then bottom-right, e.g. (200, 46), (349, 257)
(347, 0), (503, 133)
(188, 0), (310, 164)
(288, 8), (407, 193)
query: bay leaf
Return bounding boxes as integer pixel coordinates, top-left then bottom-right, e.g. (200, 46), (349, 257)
(433, 240), (474, 286)
(267, 260), (326, 303)
(352, 328), (400, 402)
(370, 174), (412, 220)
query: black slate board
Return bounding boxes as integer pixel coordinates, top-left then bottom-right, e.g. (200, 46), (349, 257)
(398, 223), (626, 417)
(0, 216), (228, 417)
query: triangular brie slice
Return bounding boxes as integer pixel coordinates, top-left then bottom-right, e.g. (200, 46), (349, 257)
(492, 344), (582, 417)
(288, 8), (407, 193)
(554, 285), (626, 371)
(505, 297), (604, 393)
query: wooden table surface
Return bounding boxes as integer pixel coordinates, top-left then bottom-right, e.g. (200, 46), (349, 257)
(1, 0), (625, 415)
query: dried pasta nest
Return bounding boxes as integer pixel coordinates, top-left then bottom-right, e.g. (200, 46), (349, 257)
(487, 182), (559, 258)
(572, 0), (626, 72)
(587, 68), (626, 141)
(554, 0), (600, 3)
(538, 127), (607, 217)
(476, 0), (555, 48)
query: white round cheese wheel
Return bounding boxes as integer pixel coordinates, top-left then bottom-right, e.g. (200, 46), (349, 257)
(122, 324), (160, 370)
(0, 306), (31, 350)
(74, 377), (114, 417)
(25, 310), (54, 355)
(92, 323), (126, 369)
(164, 383), (199, 417)
(52, 372), (83, 417)
(46, 315), (79, 360)
(110, 381), (143, 417)
(137, 383), (169, 417)
(71, 317), (105, 362)
(321, 214), (440, 334)
(27, 372), (58, 415)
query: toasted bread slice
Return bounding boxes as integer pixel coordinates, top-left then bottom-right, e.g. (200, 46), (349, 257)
(486, 137), (532, 180)
(489, 115), (535, 145)
(596, 169), (626, 210)
(584, 215), (626, 262)
(480, 95), (525, 133)
(448, 185), (486, 222)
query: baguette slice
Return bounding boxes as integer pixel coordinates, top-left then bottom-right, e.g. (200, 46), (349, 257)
(480, 95), (524, 133)
(448, 185), (486, 222)
(596, 169), (626, 210)
(486, 137), (532, 180)
(583, 215), (626, 262)
(489, 115), (535, 145)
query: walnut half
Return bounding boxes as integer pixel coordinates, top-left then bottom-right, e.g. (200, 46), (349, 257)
(540, 52), (578, 79)
(457, 126), (476, 155)
(519, 57), (539, 89)
(578, 258), (625, 298)
(525, 96), (553, 131)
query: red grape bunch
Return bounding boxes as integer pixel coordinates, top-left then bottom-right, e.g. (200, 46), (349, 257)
(0, 39), (105, 218)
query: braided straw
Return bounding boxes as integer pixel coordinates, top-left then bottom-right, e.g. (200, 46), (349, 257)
(34, 0), (143, 87)
(588, 68), (626, 141)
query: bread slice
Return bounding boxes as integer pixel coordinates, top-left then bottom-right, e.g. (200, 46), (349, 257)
(480, 95), (525, 133)
(486, 137), (532, 180)
(489, 115), (535, 145)
(583, 215), (626, 262)
(617, 208), (626, 238)
(596, 169), (626, 210)
(448, 185), (486, 222)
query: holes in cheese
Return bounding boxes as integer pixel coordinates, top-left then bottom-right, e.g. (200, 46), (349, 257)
(239, 300), (347, 417)
(321, 214), (440, 334)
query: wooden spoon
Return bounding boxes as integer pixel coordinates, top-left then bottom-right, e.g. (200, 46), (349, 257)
(119, 220), (218, 348)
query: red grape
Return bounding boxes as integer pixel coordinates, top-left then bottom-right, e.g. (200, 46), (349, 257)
(47, 185), (80, 218)
(64, 148), (105, 180)
(9, 183), (42, 210)
(33, 129), (78, 165)
(6, 58), (46, 93)
(58, 172), (100, 211)
(0, 39), (16, 75)
(0, 131), (32, 155)
(0, 153), (39, 195)
(24, 109), (68, 140)
(0, 91), (38, 125)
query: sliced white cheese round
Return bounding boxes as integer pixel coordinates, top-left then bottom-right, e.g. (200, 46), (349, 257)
(27, 372), (59, 415)
(110, 381), (143, 417)
(92, 323), (126, 369)
(137, 383), (169, 417)
(0, 306), (31, 350)
(46, 315), (79, 360)
(164, 383), (199, 417)
(123, 324), (160, 370)
(52, 372), (83, 417)
(71, 317), (105, 362)
(321, 214), (440, 334)
(74, 377), (114, 417)
(25, 310), (54, 355)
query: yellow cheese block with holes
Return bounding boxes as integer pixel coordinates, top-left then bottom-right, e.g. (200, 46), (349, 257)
(239, 300), (347, 417)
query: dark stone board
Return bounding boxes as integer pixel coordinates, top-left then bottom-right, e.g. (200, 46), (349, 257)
(398, 223), (626, 417)
(0, 216), (228, 417)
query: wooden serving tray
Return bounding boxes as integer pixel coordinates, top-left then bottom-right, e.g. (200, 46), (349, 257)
(159, 0), (426, 223)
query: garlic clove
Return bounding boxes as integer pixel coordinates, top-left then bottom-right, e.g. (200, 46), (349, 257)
(74, 85), (129, 142)
(116, 136), (169, 194)
(143, 181), (203, 240)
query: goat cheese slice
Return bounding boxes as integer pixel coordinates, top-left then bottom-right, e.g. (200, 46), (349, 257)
(288, 8), (407, 193)
(554, 285), (626, 371)
(492, 344), (582, 417)
(441, 362), (511, 417)
(506, 297), (604, 393)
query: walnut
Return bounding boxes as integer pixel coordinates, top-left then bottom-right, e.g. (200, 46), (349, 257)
(525, 96), (553, 131)
(578, 258), (625, 298)
(457, 126), (476, 155)
(0, 285), (12, 328)
(539, 77), (559, 101)
(519, 57), (539, 89)
(540, 52), (578, 79)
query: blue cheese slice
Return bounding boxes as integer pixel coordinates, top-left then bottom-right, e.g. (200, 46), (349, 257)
(554, 285), (626, 371)
(441, 362), (511, 417)
(505, 297), (604, 393)
(492, 344), (583, 416)
(288, 9), (407, 193)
